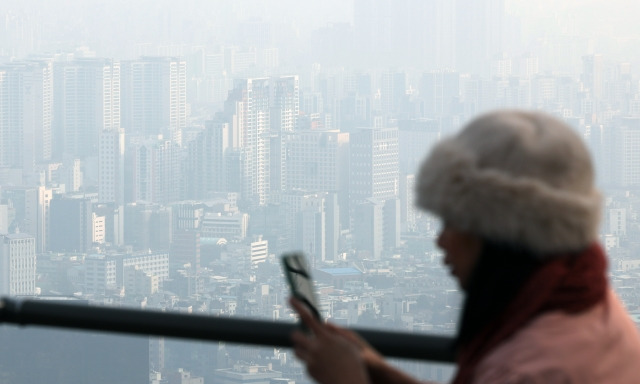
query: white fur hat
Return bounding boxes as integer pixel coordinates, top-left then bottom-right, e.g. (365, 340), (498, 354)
(416, 110), (602, 257)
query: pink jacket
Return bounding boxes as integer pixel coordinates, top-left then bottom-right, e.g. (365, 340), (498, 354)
(472, 290), (640, 383)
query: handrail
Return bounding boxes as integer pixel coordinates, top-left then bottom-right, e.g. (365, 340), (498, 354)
(0, 297), (456, 363)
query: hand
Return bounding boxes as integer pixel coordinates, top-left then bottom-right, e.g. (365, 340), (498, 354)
(290, 298), (370, 384)
(324, 322), (386, 370)
(324, 323), (423, 384)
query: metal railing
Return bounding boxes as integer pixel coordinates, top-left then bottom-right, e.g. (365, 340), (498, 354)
(0, 297), (456, 363)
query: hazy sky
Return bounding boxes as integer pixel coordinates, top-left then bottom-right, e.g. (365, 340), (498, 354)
(507, 0), (640, 38)
(3, 0), (640, 63)
(4, 0), (640, 38)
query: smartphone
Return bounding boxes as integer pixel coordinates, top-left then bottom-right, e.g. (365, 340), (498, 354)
(281, 252), (322, 321)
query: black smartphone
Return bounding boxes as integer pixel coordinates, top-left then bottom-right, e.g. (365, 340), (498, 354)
(281, 252), (322, 321)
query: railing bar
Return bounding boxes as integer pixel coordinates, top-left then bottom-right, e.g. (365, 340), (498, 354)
(0, 297), (456, 363)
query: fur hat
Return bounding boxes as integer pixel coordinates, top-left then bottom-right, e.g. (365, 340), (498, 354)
(416, 110), (602, 257)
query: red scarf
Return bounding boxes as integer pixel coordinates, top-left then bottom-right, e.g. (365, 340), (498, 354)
(452, 243), (608, 384)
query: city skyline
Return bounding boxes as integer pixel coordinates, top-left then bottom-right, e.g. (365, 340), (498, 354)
(2, 1), (640, 383)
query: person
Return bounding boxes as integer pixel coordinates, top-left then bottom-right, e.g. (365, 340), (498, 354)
(289, 110), (640, 384)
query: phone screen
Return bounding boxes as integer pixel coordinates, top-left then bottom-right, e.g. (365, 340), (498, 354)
(282, 253), (321, 320)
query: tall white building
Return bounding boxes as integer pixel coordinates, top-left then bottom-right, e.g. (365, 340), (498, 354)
(611, 117), (640, 187)
(99, 129), (125, 205)
(270, 75), (299, 133)
(285, 129), (349, 230)
(269, 75), (300, 200)
(227, 78), (271, 207)
(0, 60), (53, 177)
(98, 129), (125, 246)
(121, 57), (187, 140)
(126, 135), (180, 205)
(0, 233), (37, 296)
(349, 126), (399, 203)
(53, 58), (120, 159)
(285, 130), (349, 193)
(350, 126), (400, 257)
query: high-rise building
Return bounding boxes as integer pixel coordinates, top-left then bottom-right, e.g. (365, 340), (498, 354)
(285, 129), (350, 229)
(99, 129), (125, 205)
(0, 60), (53, 177)
(0, 233), (37, 296)
(349, 126), (399, 204)
(121, 57), (187, 140)
(582, 54), (604, 101)
(399, 174), (417, 233)
(49, 196), (92, 253)
(53, 58), (120, 159)
(269, 75), (300, 201)
(126, 135), (180, 205)
(285, 130), (349, 193)
(98, 129), (125, 246)
(350, 126), (400, 256)
(270, 75), (299, 133)
(324, 193), (340, 261)
(226, 78), (271, 207)
(1, 186), (52, 253)
(610, 117), (640, 188)
(183, 117), (232, 200)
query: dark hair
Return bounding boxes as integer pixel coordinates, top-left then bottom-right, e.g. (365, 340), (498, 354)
(456, 239), (542, 348)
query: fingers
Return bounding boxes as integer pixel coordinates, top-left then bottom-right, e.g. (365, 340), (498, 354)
(292, 330), (312, 361)
(289, 297), (326, 336)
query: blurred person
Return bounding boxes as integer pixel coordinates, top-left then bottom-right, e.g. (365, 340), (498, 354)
(290, 110), (640, 383)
